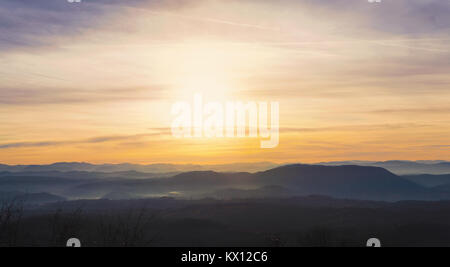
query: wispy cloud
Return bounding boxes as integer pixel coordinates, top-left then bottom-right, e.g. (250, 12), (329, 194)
(0, 0), (277, 51)
(0, 133), (164, 150)
(370, 108), (450, 115)
(0, 0), (105, 50)
(281, 123), (433, 134)
(0, 85), (168, 105)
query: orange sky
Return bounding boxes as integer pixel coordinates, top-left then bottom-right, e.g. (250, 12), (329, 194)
(0, 0), (449, 165)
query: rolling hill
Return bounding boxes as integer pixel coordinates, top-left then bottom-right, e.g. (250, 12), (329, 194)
(63, 164), (445, 201)
(0, 164), (448, 202)
(403, 174), (450, 187)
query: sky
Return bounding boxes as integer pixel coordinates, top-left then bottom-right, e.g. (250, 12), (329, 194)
(0, 0), (449, 165)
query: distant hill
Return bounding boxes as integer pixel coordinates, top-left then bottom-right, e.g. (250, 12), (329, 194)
(0, 191), (65, 205)
(1, 164), (449, 202)
(16, 192), (65, 204)
(0, 175), (85, 194)
(254, 164), (433, 201)
(319, 161), (450, 175)
(433, 184), (450, 193)
(0, 162), (279, 174)
(1, 160), (449, 175)
(207, 186), (294, 200)
(0, 170), (175, 180)
(64, 164), (446, 201)
(65, 171), (253, 199)
(403, 174), (450, 187)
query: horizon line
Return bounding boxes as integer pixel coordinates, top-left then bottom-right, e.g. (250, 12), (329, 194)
(0, 160), (448, 166)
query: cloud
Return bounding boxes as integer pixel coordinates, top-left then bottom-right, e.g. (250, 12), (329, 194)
(0, 132), (166, 150)
(2, 0), (448, 51)
(0, 1), (99, 50)
(248, 0), (450, 35)
(0, 85), (168, 105)
(370, 108), (450, 115)
(421, 145), (450, 149)
(0, 0), (175, 50)
(281, 123), (433, 133)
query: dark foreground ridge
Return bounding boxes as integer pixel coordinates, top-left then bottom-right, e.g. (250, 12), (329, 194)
(2, 196), (450, 247)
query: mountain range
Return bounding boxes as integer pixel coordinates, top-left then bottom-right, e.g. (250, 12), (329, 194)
(0, 162), (278, 174)
(1, 163), (450, 203)
(1, 160), (449, 175)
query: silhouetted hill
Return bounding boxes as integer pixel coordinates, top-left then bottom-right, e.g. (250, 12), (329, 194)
(0, 191), (65, 205)
(168, 171), (254, 187)
(1, 164), (449, 201)
(64, 171), (253, 199)
(0, 162), (278, 173)
(433, 183), (450, 193)
(0, 170), (174, 180)
(254, 164), (432, 200)
(2, 161), (450, 175)
(208, 186), (294, 199)
(16, 192), (65, 204)
(403, 174), (450, 187)
(61, 164), (447, 201)
(0, 175), (85, 194)
(319, 161), (450, 175)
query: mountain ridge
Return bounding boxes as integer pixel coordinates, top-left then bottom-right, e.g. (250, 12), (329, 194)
(1, 160), (449, 175)
(54, 164), (446, 201)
